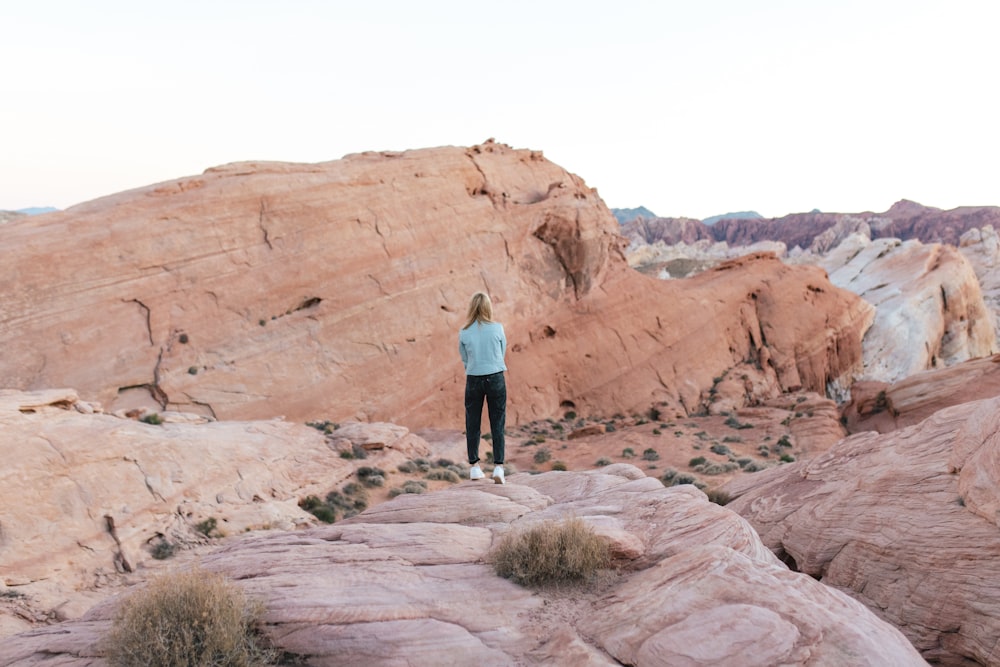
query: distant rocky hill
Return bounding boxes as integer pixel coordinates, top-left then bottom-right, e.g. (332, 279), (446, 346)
(610, 205), (657, 223)
(701, 210), (763, 226)
(623, 199), (1000, 250)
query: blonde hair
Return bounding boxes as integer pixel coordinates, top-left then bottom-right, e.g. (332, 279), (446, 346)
(463, 292), (494, 329)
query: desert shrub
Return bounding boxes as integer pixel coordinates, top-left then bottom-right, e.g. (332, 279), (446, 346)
(388, 479), (428, 498)
(642, 448), (660, 461)
(694, 461), (739, 475)
(551, 461), (567, 471)
(102, 568), (274, 667)
(436, 458), (455, 468)
(605, 423), (616, 432)
(652, 429), (661, 435)
(594, 457), (612, 467)
(413, 458), (432, 472)
(305, 420), (338, 434)
(621, 447), (635, 458)
(689, 456), (707, 467)
(339, 451), (355, 460)
(140, 413), (163, 426)
(396, 460), (417, 473)
(492, 518), (610, 586)
(743, 461), (766, 472)
(310, 506), (336, 523)
(532, 434), (546, 443)
(662, 471), (697, 487)
(195, 517), (219, 538)
(533, 447), (552, 464)
(564, 411), (577, 420)
(485, 451), (494, 464)
(710, 443), (731, 456)
(723, 435), (743, 443)
(425, 469), (460, 483)
(777, 435), (792, 449)
(356, 466), (386, 487)
(705, 489), (731, 505)
(780, 454), (796, 463)
(150, 539), (177, 560)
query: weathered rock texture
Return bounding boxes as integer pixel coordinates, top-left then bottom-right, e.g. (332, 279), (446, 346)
(810, 234), (996, 385)
(0, 388), (429, 637)
(0, 141), (871, 427)
(724, 397), (1000, 665)
(844, 354), (1000, 434)
(2, 465), (927, 666)
(958, 225), (1000, 335)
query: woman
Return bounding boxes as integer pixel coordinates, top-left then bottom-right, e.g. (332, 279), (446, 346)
(459, 292), (508, 484)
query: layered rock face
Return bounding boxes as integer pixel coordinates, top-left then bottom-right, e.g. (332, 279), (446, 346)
(724, 397), (1000, 665)
(2, 465), (927, 666)
(0, 388), (429, 636)
(810, 234), (996, 385)
(844, 354), (1000, 434)
(0, 141), (871, 427)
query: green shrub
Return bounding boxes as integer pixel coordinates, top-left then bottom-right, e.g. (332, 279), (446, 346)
(150, 539), (177, 560)
(551, 461), (567, 471)
(492, 518), (610, 586)
(436, 458), (455, 468)
(694, 461), (739, 475)
(533, 447), (552, 464)
(564, 411), (577, 420)
(780, 454), (796, 463)
(621, 447), (635, 458)
(710, 443), (731, 456)
(642, 448), (660, 461)
(689, 456), (707, 467)
(594, 457), (612, 467)
(777, 435), (792, 448)
(396, 460), (417, 473)
(140, 413), (163, 426)
(102, 568), (274, 666)
(195, 517), (219, 538)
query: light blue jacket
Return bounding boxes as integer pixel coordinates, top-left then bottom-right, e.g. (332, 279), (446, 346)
(459, 321), (508, 376)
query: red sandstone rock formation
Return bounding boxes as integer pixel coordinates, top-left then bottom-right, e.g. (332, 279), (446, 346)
(2, 464), (926, 665)
(843, 354), (1000, 434)
(0, 141), (871, 428)
(724, 396), (1000, 665)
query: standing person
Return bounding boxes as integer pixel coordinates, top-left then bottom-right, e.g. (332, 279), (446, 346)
(459, 292), (508, 484)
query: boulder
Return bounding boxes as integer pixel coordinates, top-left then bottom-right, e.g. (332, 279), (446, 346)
(725, 396), (1000, 665)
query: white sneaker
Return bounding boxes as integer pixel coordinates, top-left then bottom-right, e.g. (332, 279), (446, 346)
(469, 464), (485, 480)
(492, 465), (505, 485)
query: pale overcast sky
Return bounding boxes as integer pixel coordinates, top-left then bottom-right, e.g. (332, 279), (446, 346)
(3, 0), (998, 219)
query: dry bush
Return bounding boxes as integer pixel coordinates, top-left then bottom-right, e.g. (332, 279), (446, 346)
(492, 517), (610, 586)
(102, 568), (275, 667)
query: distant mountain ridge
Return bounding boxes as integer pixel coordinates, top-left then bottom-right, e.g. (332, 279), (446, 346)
(611, 206), (657, 223)
(621, 199), (1000, 249)
(702, 210), (762, 226)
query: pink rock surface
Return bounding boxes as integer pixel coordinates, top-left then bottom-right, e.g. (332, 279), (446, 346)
(0, 388), (430, 635)
(1, 466), (925, 666)
(0, 142), (871, 428)
(725, 396), (1000, 665)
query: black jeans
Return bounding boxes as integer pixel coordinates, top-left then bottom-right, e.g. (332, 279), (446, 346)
(465, 372), (506, 465)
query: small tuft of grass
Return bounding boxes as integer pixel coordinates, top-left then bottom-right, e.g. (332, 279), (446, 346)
(102, 568), (275, 666)
(705, 488), (731, 505)
(492, 518), (610, 586)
